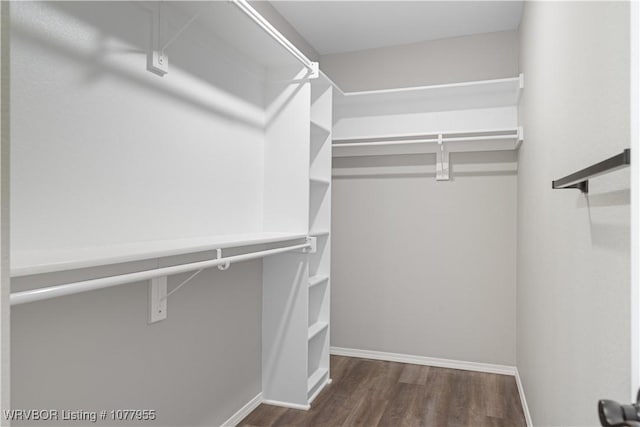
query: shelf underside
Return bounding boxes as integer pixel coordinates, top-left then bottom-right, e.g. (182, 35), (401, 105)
(12, 232), (308, 277)
(173, 1), (306, 71)
(309, 274), (329, 288)
(308, 367), (329, 394)
(310, 176), (331, 185)
(308, 321), (328, 340)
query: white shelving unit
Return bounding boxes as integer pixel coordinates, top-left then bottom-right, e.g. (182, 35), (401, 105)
(11, 0), (325, 413)
(306, 72), (333, 405)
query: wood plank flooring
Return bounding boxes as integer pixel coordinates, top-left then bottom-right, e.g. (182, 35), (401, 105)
(239, 355), (526, 427)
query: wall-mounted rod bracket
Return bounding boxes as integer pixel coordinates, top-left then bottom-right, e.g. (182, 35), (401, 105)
(309, 62), (320, 79)
(147, 4), (203, 77)
(552, 148), (630, 194)
(148, 4), (169, 76)
(148, 276), (168, 324)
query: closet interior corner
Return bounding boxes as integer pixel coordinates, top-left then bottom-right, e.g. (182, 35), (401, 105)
(5, 1), (634, 426)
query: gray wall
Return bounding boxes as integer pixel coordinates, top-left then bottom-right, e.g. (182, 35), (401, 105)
(12, 262), (262, 426)
(321, 30), (519, 92)
(329, 31), (520, 366)
(332, 153), (518, 366)
(330, 32), (518, 366)
(517, 2), (631, 426)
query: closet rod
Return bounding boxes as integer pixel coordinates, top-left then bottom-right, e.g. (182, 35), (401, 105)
(10, 240), (312, 306)
(552, 148), (630, 193)
(231, 0), (318, 75)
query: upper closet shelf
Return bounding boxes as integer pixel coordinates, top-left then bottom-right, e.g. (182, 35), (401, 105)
(152, 0), (317, 76)
(335, 74), (523, 113)
(11, 232), (308, 277)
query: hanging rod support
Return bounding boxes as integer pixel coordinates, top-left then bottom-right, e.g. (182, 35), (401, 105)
(217, 248), (230, 270)
(436, 134), (450, 181)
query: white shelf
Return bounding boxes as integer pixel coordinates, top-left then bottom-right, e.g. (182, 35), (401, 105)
(310, 176), (331, 186)
(307, 367), (329, 393)
(174, 1), (313, 71)
(11, 232), (308, 277)
(335, 74), (523, 113)
(309, 274), (329, 288)
(311, 120), (331, 142)
(308, 321), (328, 340)
(309, 230), (330, 238)
(333, 127), (522, 158)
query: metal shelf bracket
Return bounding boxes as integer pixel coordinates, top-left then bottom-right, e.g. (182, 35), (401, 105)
(552, 149), (630, 194)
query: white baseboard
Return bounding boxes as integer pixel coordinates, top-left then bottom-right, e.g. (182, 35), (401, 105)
(331, 346), (531, 426)
(221, 392), (263, 427)
(515, 369), (533, 427)
(262, 399), (310, 411)
(330, 346), (517, 375)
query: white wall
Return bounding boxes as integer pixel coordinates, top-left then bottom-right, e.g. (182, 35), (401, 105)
(321, 30), (519, 92)
(11, 1), (266, 252)
(11, 260), (262, 426)
(517, 2), (631, 425)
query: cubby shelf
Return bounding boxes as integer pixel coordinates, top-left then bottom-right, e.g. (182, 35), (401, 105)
(309, 274), (329, 288)
(310, 176), (331, 185)
(307, 367), (329, 392)
(311, 120), (331, 140)
(11, 231), (308, 277)
(308, 321), (328, 340)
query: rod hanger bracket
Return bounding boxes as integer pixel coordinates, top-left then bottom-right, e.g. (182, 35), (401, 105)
(309, 62), (320, 79)
(217, 248), (231, 270)
(436, 134), (450, 181)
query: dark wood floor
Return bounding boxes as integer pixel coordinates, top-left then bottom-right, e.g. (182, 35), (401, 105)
(240, 355), (526, 427)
